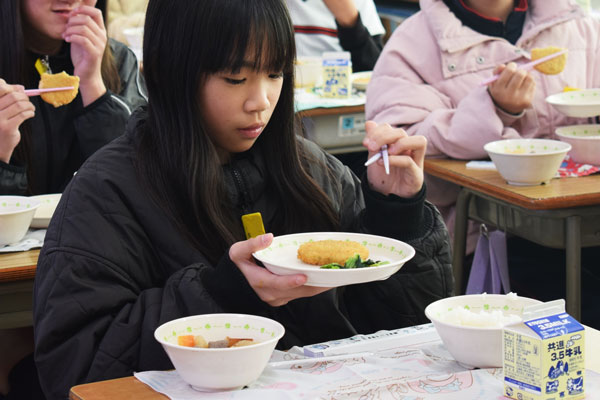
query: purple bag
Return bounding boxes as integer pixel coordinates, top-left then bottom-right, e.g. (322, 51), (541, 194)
(465, 224), (511, 294)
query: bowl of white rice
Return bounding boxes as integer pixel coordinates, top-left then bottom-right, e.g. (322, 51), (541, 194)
(425, 293), (541, 368)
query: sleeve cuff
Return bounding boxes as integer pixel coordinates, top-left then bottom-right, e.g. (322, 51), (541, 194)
(486, 88), (525, 124)
(77, 90), (111, 116)
(0, 160), (28, 195)
(361, 179), (432, 241)
(336, 14), (372, 50)
(202, 252), (266, 313)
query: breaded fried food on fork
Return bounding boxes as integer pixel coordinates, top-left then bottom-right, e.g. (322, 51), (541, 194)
(39, 71), (80, 107)
(297, 239), (369, 266)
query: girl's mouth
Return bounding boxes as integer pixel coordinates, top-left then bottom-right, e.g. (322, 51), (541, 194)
(239, 124), (264, 139)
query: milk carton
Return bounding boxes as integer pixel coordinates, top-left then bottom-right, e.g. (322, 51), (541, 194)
(321, 51), (352, 98)
(503, 300), (585, 400)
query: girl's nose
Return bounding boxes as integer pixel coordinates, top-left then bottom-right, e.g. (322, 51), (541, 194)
(244, 86), (270, 114)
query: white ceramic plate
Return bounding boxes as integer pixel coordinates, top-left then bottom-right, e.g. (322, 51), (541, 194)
(352, 71), (372, 91)
(30, 193), (61, 228)
(545, 89), (600, 117)
(253, 232), (415, 287)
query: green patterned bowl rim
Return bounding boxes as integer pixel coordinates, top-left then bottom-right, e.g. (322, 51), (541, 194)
(155, 313), (285, 350)
(0, 196), (41, 216)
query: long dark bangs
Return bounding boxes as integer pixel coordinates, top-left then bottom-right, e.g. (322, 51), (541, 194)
(138, 0), (339, 262)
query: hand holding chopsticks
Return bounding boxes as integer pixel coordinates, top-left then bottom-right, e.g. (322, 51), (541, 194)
(362, 121), (426, 198)
(479, 49), (568, 86)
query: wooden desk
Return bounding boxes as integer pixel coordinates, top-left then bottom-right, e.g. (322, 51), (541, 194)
(0, 250), (39, 329)
(69, 326), (600, 399)
(298, 105), (366, 154)
(424, 158), (600, 320)
(70, 376), (168, 400)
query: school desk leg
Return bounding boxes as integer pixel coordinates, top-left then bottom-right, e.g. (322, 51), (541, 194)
(453, 189), (472, 295)
(565, 215), (582, 321)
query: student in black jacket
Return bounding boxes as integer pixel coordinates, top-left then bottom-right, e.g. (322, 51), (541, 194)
(286, 0), (385, 72)
(0, 0), (147, 196)
(0, 0), (146, 398)
(33, 0), (453, 398)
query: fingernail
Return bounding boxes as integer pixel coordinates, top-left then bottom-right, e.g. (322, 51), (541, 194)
(261, 233), (272, 244)
(295, 276), (305, 285)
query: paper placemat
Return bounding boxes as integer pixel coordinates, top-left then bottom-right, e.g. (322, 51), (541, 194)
(135, 324), (600, 399)
(0, 229), (46, 253)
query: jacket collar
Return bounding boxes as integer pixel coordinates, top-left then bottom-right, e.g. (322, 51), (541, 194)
(442, 0), (527, 44)
(421, 0), (584, 54)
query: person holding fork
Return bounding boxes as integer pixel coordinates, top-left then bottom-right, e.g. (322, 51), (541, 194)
(32, 0), (453, 397)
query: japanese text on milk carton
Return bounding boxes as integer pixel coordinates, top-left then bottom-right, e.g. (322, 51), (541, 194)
(503, 300), (585, 400)
(321, 51), (351, 98)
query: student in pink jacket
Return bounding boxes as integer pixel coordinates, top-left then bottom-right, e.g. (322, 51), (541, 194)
(367, 0), (600, 251)
(366, 0), (600, 328)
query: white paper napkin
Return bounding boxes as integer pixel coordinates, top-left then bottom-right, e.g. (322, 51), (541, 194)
(0, 229), (46, 253)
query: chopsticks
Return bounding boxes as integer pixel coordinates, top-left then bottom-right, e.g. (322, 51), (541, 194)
(479, 49), (568, 86)
(364, 144), (390, 175)
(24, 86), (74, 96)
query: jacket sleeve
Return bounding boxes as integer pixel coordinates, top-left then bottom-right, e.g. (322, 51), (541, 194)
(0, 160), (27, 195)
(33, 245), (266, 399)
(342, 199), (454, 332)
(336, 13), (383, 72)
(32, 160), (264, 399)
(72, 39), (147, 158)
(365, 32), (525, 160)
(306, 141), (454, 330)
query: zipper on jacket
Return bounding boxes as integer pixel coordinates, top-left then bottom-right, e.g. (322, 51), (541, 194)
(230, 166), (250, 214)
(40, 103), (53, 192)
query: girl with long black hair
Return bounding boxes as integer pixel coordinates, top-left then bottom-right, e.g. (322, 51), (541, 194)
(0, 0), (146, 195)
(33, 0), (453, 397)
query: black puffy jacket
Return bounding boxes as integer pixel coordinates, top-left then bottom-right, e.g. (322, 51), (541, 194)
(33, 110), (453, 399)
(0, 39), (147, 195)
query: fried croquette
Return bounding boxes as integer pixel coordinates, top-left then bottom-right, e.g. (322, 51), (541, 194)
(531, 46), (567, 75)
(39, 71), (80, 107)
(297, 239), (369, 266)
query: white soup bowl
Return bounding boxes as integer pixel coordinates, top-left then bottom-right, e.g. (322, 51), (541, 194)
(155, 313), (284, 392)
(0, 196), (41, 246)
(425, 294), (541, 368)
(484, 138), (570, 185)
(555, 124), (600, 165)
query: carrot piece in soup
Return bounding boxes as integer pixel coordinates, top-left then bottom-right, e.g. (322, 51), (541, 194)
(177, 335), (195, 347)
(227, 337), (254, 347)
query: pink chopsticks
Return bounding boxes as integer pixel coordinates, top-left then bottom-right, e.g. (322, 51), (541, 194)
(479, 49), (568, 86)
(24, 86), (75, 96)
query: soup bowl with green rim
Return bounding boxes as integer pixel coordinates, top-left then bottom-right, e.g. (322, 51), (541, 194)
(546, 88), (600, 118)
(484, 138), (571, 186)
(154, 313), (285, 392)
(425, 294), (542, 368)
(0, 196), (41, 246)
(555, 124), (600, 165)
